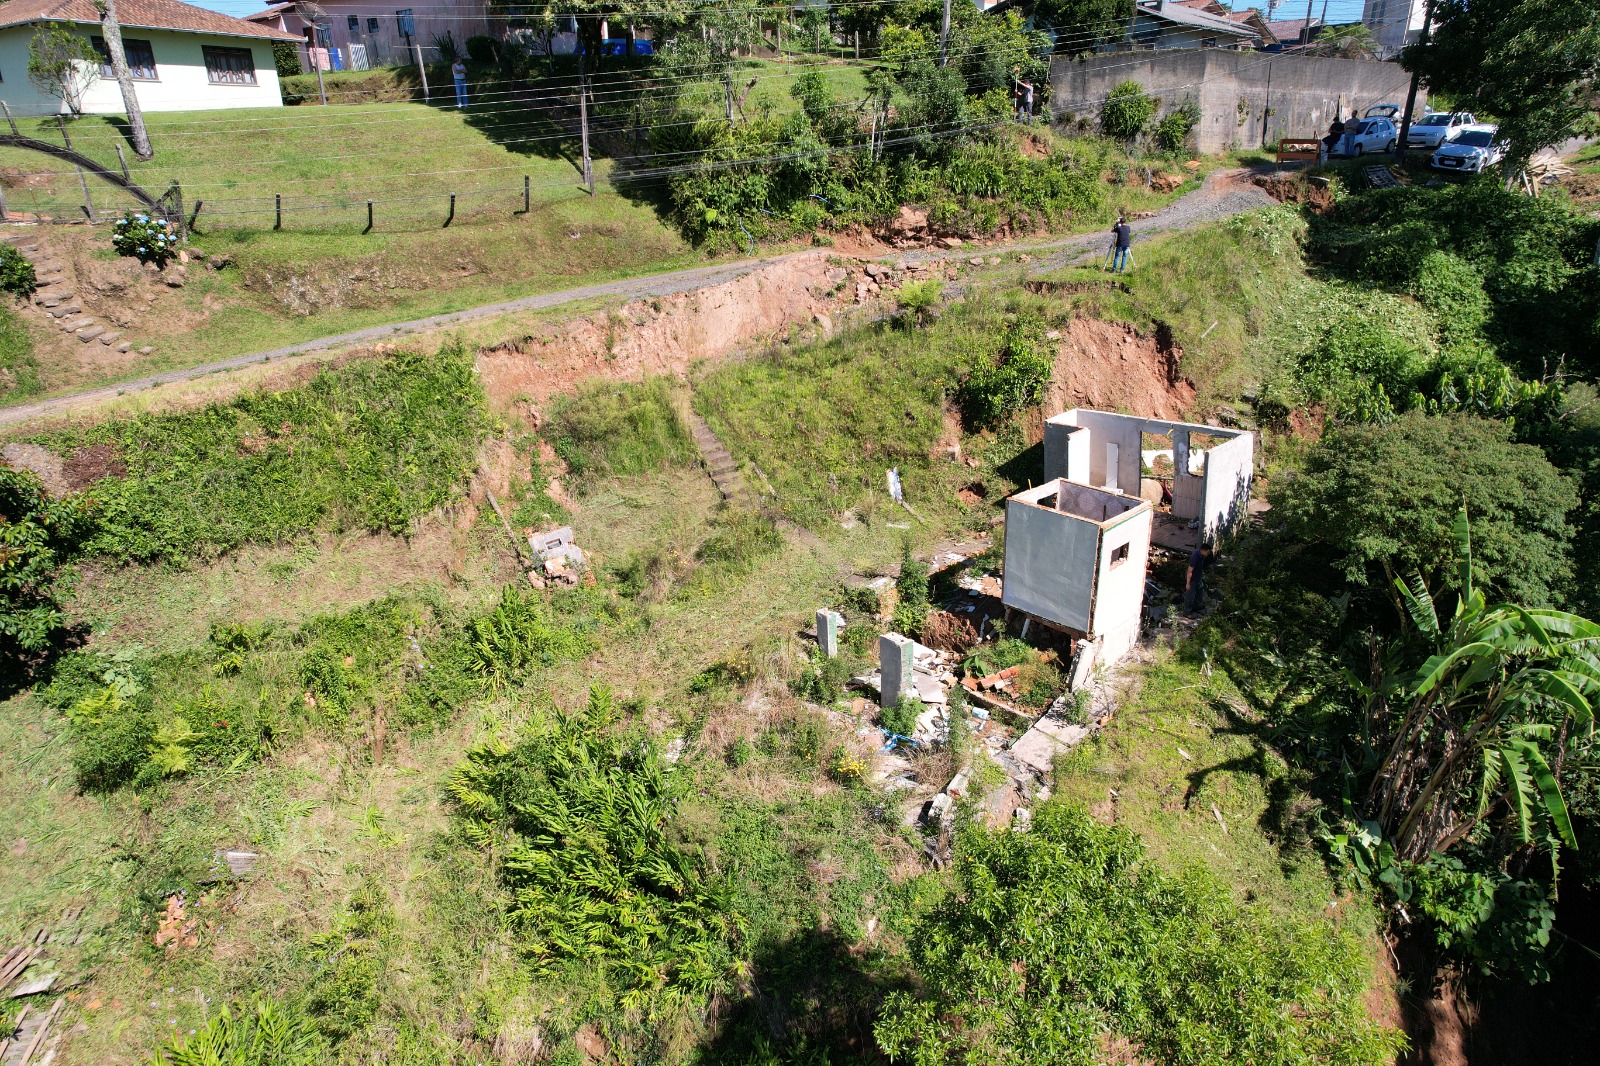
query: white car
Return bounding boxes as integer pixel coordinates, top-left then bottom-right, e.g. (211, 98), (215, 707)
(1334, 116), (1398, 157)
(1407, 111), (1478, 150)
(1431, 126), (1506, 173)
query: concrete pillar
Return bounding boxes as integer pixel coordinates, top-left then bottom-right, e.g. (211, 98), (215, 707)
(816, 608), (843, 658)
(1174, 429), (1191, 479)
(880, 633), (915, 709)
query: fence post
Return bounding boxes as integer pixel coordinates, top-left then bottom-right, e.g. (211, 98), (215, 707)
(57, 115), (71, 150)
(523, 175), (530, 214)
(0, 185), (8, 222)
(188, 200), (203, 232)
(444, 193), (455, 227)
(76, 167), (92, 220)
(0, 101), (18, 136)
(365, 199), (373, 234)
(274, 193), (282, 230)
(170, 181), (187, 241)
(115, 143), (131, 182)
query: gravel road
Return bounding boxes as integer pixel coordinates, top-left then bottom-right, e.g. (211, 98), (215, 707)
(0, 169), (1278, 429)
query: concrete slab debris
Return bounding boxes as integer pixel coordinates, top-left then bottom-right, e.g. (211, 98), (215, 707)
(879, 633), (914, 708)
(815, 608), (843, 658)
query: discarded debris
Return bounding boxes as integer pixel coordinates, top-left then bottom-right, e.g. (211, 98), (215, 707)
(526, 525), (589, 588)
(153, 894), (200, 954)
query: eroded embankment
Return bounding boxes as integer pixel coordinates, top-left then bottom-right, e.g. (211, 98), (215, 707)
(475, 251), (850, 411)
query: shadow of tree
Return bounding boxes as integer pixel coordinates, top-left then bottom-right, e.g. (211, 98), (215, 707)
(697, 927), (907, 1065)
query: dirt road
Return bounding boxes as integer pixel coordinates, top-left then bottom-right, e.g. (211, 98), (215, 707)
(0, 170), (1276, 429)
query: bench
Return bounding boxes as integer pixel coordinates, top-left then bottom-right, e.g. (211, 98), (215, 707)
(1275, 138), (1322, 164)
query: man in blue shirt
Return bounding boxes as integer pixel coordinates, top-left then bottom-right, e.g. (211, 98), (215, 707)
(1111, 216), (1132, 272)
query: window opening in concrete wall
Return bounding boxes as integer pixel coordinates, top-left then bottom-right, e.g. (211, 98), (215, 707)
(1110, 542), (1130, 568)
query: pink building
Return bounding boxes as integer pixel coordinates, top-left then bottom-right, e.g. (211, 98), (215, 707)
(244, 1), (490, 70)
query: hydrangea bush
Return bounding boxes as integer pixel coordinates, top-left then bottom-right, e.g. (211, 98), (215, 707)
(111, 212), (176, 266)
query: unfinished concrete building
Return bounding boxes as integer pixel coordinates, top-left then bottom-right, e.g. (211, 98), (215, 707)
(1000, 410), (1255, 684)
(1002, 479), (1153, 680)
(1043, 410), (1254, 550)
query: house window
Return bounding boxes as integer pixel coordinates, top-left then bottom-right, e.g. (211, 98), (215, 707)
(91, 36), (157, 80)
(367, 18), (380, 33)
(348, 15), (360, 33)
(203, 46), (257, 85)
(1199, 36), (1218, 48)
(396, 9), (415, 39)
(1109, 543), (1131, 568)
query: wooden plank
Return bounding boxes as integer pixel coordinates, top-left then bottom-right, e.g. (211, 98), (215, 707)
(16, 998), (62, 1066)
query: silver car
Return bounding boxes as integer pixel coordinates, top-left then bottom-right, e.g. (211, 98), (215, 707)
(1334, 117), (1398, 157)
(1431, 126), (1507, 173)
(1407, 111), (1479, 149)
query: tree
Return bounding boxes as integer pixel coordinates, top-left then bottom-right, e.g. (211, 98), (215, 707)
(1310, 23), (1377, 60)
(1363, 510), (1597, 867)
(26, 22), (100, 116)
(1271, 413), (1577, 611)
(95, 0), (153, 159)
(1401, 0), (1600, 166)
(655, 1), (762, 124)
(1030, 0), (1129, 56)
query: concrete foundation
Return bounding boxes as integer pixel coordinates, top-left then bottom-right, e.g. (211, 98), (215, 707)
(879, 633), (915, 708)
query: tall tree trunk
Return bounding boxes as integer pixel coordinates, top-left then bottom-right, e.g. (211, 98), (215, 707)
(97, 0), (153, 159)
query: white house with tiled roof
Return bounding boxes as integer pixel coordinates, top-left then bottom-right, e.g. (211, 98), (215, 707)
(0, 0), (296, 115)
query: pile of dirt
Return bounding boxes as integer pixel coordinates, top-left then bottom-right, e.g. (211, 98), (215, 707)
(1563, 172), (1600, 206)
(1042, 318), (1196, 421)
(477, 251), (850, 410)
(1252, 172), (1333, 215)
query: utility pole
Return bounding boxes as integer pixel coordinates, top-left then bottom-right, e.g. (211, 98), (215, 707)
(939, 0), (951, 67)
(578, 50), (593, 194)
(96, 0), (153, 158)
(1396, 0), (1437, 160)
(1302, 0), (1314, 46)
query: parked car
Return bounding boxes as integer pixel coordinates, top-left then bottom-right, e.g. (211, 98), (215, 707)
(1364, 103), (1402, 120)
(1334, 116), (1398, 157)
(1431, 126), (1507, 173)
(1407, 111), (1478, 149)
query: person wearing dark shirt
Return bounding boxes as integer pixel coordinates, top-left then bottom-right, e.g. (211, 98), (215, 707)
(1111, 216), (1133, 273)
(1184, 543), (1213, 615)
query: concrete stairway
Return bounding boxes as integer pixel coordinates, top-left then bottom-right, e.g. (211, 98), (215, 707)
(688, 412), (754, 510)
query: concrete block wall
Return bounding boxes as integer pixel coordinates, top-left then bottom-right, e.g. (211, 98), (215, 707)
(1049, 49), (1421, 154)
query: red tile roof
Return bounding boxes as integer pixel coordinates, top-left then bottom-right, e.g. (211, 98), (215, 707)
(0, 0), (299, 41)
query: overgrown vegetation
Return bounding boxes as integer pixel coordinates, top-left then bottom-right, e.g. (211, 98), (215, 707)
(0, 469), (91, 681)
(549, 377), (697, 492)
(877, 804), (1402, 1065)
(36, 345), (487, 563)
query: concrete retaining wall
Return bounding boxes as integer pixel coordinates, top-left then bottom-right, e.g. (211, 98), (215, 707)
(1048, 49), (1422, 154)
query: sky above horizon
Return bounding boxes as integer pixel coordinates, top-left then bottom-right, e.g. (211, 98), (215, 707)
(181, 0), (1378, 27)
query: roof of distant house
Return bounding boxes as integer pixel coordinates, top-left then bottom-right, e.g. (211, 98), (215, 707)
(0, 0), (298, 40)
(1266, 17), (1323, 43)
(1136, 0), (1260, 38)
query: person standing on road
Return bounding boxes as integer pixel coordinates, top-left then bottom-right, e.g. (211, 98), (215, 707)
(1111, 215), (1133, 272)
(453, 57), (469, 110)
(1184, 542), (1213, 616)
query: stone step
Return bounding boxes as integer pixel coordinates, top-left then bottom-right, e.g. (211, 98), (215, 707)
(116, 342), (132, 353)
(99, 331), (121, 346)
(77, 326), (104, 342)
(48, 305), (81, 318)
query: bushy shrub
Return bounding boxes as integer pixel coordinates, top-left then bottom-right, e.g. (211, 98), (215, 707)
(1153, 101), (1200, 153)
(0, 469), (91, 673)
(876, 805), (1403, 1064)
(68, 686), (156, 792)
(1295, 317), (1427, 422)
(1411, 250), (1491, 344)
(960, 319), (1054, 428)
(792, 646), (853, 705)
(446, 687), (743, 994)
(271, 40), (302, 78)
(111, 211), (177, 266)
(0, 245), (36, 296)
(1100, 80), (1157, 140)
(464, 34), (497, 64)
(879, 695), (921, 738)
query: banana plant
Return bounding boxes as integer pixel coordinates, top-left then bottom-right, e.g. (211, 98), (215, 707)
(1367, 508), (1600, 863)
